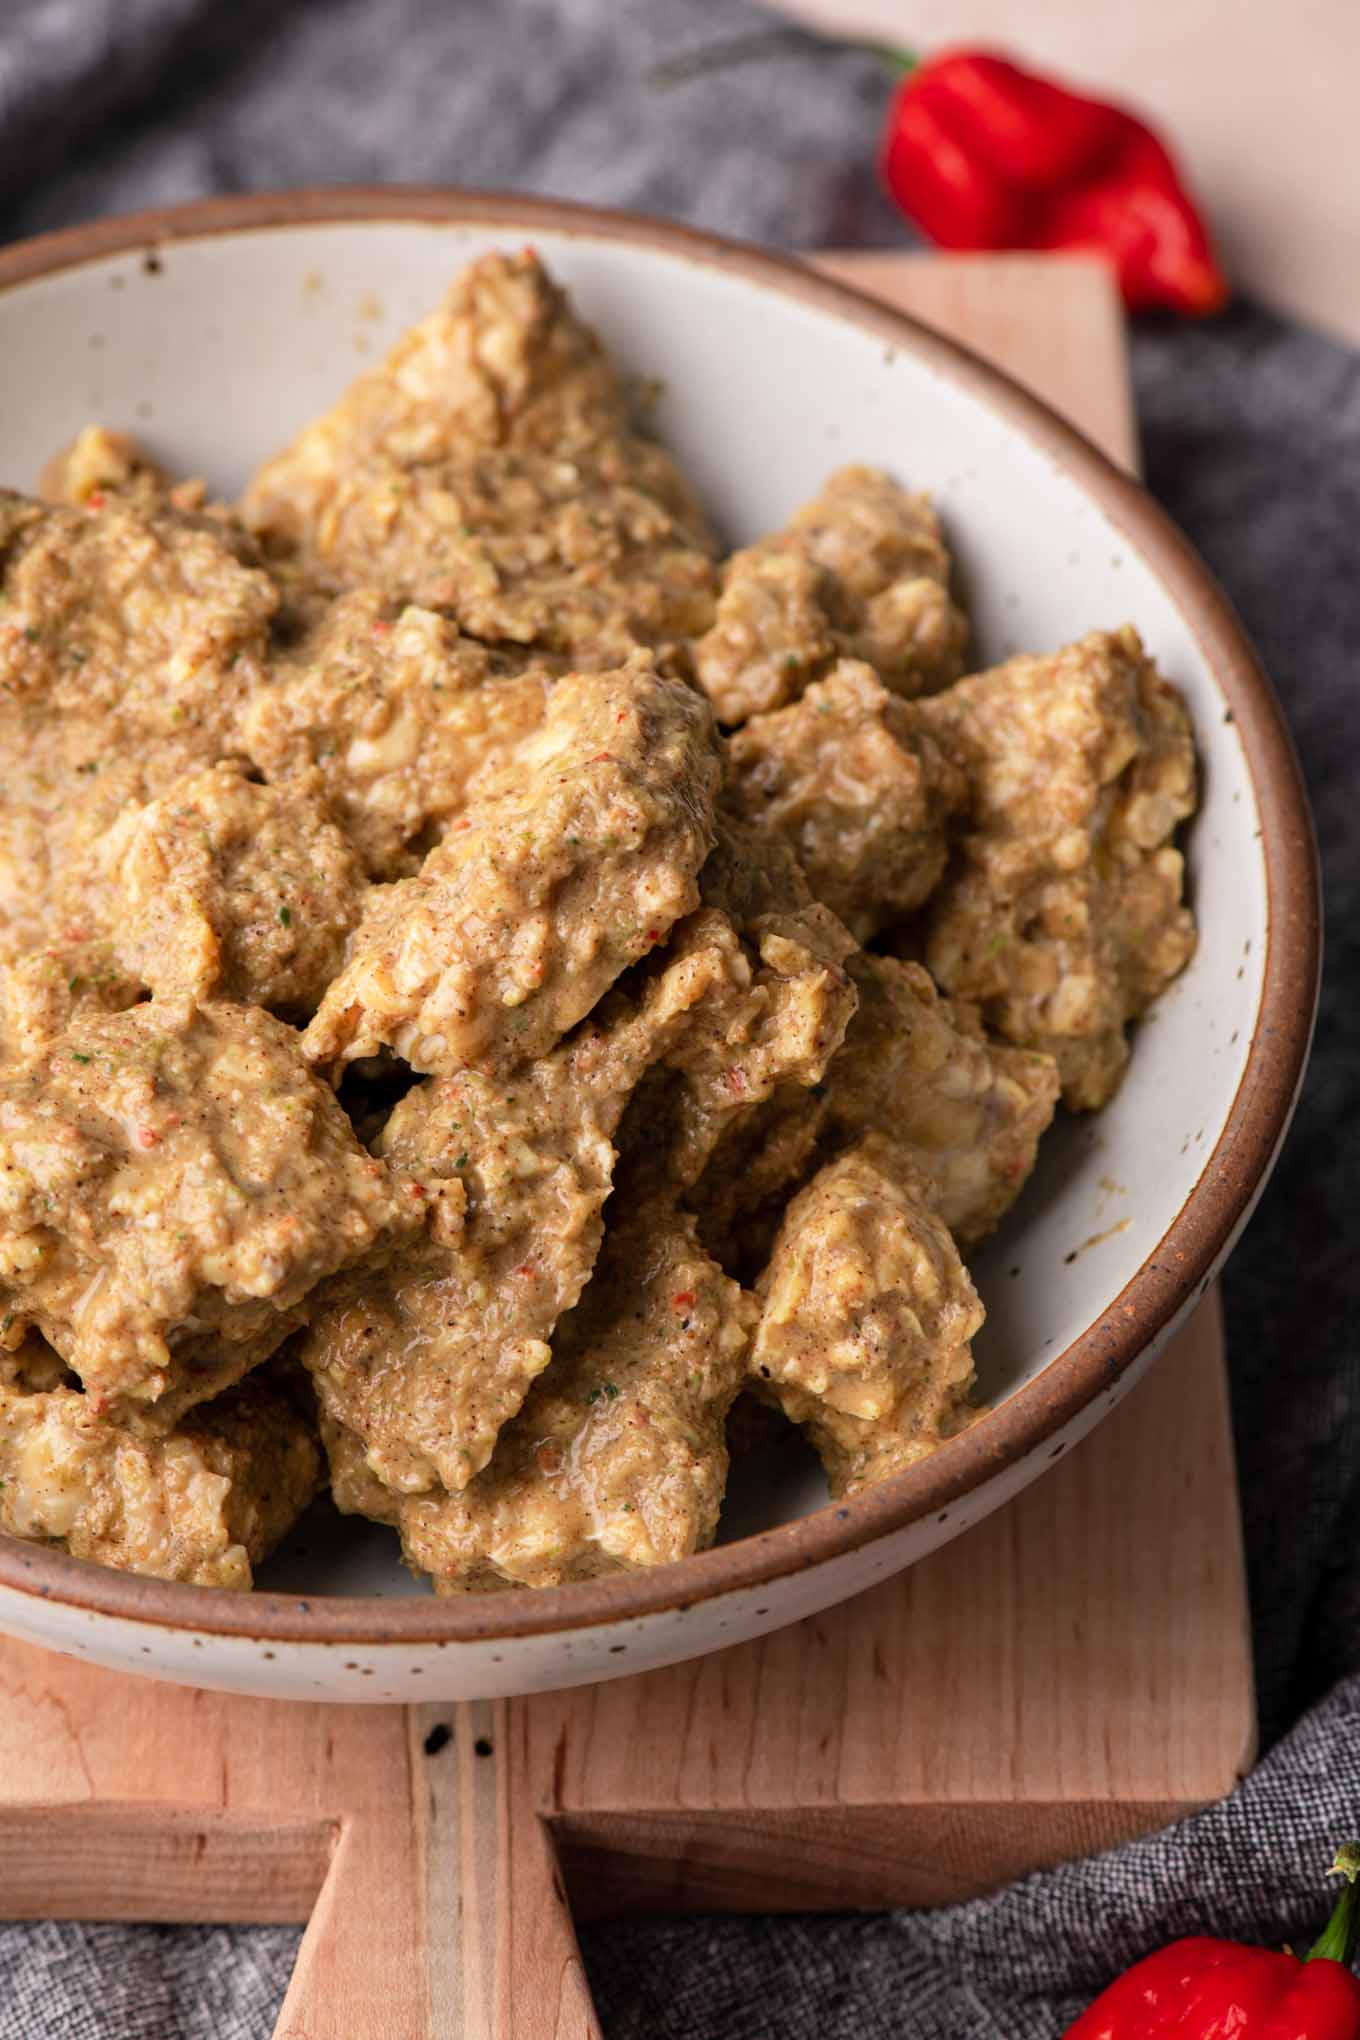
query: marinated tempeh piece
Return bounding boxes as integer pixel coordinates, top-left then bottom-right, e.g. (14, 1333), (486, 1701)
(0, 1370), (321, 1588)
(0, 491), (278, 960)
(696, 546), (833, 722)
(242, 250), (718, 668)
(622, 896), (857, 1195)
(699, 810), (861, 988)
(39, 425), (249, 539)
(40, 425), (178, 513)
(301, 911), (761, 1496)
(668, 815), (857, 1247)
(249, 452), (718, 669)
(725, 659), (967, 940)
(825, 953), (1060, 1247)
(99, 760), (368, 1014)
(330, 1199), (756, 1592)
(692, 1083), (829, 1277)
(785, 467), (967, 688)
(697, 941), (1056, 1267)
(749, 1135), (982, 1496)
(0, 1000), (415, 1425)
(782, 1380), (979, 1500)
(0, 942), (143, 1070)
(238, 590), (558, 880)
(919, 627), (1197, 1109)
(698, 806), (816, 928)
(303, 660), (721, 1078)
(693, 465), (968, 724)
(305, 1043), (620, 1498)
(244, 248), (704, 505)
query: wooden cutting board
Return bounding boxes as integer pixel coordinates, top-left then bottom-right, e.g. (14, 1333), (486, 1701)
(0, 255), (1254, 2040)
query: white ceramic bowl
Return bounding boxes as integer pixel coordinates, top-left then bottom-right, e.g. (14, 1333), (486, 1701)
(0, 192), (1318, 1701)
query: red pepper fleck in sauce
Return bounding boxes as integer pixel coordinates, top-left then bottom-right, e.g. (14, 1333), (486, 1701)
(672, 1291), (697, 1310)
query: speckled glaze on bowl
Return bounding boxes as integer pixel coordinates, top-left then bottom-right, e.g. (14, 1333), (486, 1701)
(0, 191), (1318, 1702)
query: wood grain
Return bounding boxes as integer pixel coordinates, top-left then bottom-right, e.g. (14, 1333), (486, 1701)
(0, 255), (1253, 2040)
(534, 1293), (1253, 1918)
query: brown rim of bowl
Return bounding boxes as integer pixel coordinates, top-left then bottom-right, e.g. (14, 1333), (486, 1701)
(0, 187), (1321, 1648)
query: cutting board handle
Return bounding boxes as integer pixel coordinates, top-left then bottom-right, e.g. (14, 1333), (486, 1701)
(274, 1699), (600, 2039)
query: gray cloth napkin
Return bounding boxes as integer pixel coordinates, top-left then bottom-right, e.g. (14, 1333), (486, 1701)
(1, 3), (1357, 2034)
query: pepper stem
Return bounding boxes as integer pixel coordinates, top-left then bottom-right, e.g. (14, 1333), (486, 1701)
(866, 44), (920, 79)
(1306, 1845), (1360, 1966)
(645, 27), (916, 91)
(646, 27), (826, 90)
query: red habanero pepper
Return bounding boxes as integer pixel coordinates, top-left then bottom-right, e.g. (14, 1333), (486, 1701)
(879, 50), (1228, 317)
(1062, 1843), (1360, 2038)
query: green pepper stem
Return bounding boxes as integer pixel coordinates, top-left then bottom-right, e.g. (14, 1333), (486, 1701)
(646, 27), (825, 90)
(866, 44), (920, 79)
(644, 28), (916, 92)
(1306, 1845), (1360, 1965)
